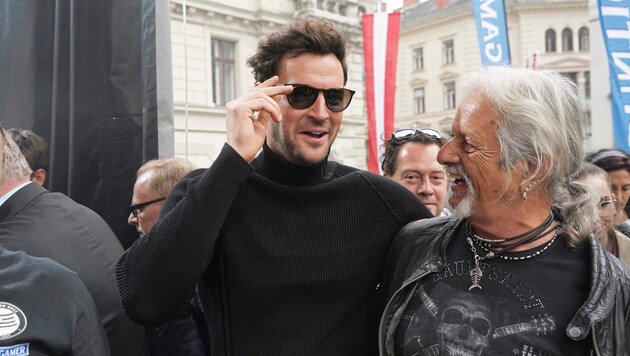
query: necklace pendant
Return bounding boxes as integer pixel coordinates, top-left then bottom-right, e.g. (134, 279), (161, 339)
(468, 266), (483, 291)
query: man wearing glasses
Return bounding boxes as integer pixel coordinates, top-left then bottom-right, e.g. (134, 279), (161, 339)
(381, 128), (450, 217)
(117, 18), (431, 356)
(128, 157), (197, 238)
(127, 157), (208, 355)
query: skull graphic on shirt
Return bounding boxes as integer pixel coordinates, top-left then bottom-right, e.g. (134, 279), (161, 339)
(436, 298), (492, 356)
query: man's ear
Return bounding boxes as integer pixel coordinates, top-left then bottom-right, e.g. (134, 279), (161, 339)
(30, 168), (46, 186)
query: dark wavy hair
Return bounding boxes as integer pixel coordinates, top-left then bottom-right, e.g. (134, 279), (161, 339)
(585, 148), (630, 173)
(380, 130), (446, 175)
(8, 128), (49, 172)
(246, 18), (348, 84)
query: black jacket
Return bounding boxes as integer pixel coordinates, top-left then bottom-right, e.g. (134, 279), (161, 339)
(0, 182), (148, 355)
(379, 217), (630, 356)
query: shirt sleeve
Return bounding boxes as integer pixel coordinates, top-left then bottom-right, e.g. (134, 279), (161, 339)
(116, 144), (252, 325)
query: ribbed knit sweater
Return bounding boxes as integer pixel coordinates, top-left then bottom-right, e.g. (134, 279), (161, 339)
(117, 143), (431, 356)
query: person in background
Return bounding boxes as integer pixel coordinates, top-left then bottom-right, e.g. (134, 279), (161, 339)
(128, 157), (207, 355)
(381, 127), (449, 216)
(129, 157), (198, 237)
(7, 128), (48, 186)
(586, 148), (630, 236)
(117, 18), (431, 356)
(0, 247), (109, 355)
(0, 125), (149, 355)
(570, 161), (630, 264)
(380, 67), (629, 355)
(0, 128), (109, 355)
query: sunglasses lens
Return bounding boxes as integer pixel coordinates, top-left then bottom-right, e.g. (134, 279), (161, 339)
(420, 128), (442, 139)
(324, 89), (352, 112)
(392, 128), (442, 140)
(287, 86), (318, 110)
(393, 129), (418, 139)
(285, 85), (354, 112)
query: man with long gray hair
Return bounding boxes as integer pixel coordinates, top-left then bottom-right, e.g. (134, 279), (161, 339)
(379, 67), (629, 355)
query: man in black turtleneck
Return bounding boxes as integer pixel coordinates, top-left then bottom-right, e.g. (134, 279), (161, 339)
(116, 18), (431, 356)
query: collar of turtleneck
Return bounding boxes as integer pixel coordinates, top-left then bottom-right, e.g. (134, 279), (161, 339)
(251, 142), (332, 186)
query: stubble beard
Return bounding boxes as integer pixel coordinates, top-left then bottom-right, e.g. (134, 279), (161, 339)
(269, 122), (330, 166)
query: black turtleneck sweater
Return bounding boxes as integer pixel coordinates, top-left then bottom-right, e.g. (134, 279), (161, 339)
(117, 143), (430, 356)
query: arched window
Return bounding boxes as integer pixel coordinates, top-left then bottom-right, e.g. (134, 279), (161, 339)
(579, 27), (589, 51)
(545, 29), (556, 52)
(562, 28), (573, 52)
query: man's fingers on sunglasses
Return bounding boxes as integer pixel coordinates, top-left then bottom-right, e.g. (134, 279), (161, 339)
(248, 97), (282, 123)
(264, 84), (294, 98)
(256, 76), (279, 87)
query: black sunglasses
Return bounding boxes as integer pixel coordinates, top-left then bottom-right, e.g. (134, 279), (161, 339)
(129, 197), (166, 218)
(392, 128), (442, 140)
(276, 84), (355, 112)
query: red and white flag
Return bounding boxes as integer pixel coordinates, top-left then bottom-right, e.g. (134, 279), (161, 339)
(362, 11), (401, 174)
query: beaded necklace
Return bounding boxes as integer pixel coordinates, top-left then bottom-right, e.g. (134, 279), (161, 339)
(466, 211), (560, 291)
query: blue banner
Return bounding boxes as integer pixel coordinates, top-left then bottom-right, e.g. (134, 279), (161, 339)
(599, 0), (630, 153)
(472, 0), (511, 66)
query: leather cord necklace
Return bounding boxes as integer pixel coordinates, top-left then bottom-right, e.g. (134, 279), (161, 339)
(466, 211), (559, 291)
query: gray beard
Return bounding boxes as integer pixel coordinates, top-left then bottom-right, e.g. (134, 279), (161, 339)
(449, 189), (474, 219)
(446, 170), (475, 219)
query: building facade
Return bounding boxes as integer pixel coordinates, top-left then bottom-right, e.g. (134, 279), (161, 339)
(170, 0), (375, 169)
(170, 0), (611, 170)
(396, 0), (599, 146)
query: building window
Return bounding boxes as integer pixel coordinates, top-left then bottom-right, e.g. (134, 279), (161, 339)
(442, 39), (454, 64)
(584, 71), (590, 99)
(413, 87), (425, 114)
(211, 38), (236, 106)
(443, 82), (456, 110)
(412, 47), (424, 71)
(562, 28), (573, 52)
(545, 29), (556, 52)
(579, 27), (589, 51)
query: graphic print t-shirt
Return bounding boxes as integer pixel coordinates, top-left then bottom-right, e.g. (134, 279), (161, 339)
(395, 226), (592, 356)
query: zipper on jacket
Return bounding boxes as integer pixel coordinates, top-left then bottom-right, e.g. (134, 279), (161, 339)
(591, 325), (601, 356)
(378, 269), (433, 356)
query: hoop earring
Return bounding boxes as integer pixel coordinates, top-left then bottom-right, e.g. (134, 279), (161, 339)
(522, 179), (541, 200)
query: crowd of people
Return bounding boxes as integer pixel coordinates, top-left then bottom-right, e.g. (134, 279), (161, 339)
(0, 17), (628, 356)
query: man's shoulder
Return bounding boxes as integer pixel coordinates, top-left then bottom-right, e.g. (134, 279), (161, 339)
(328, 167), (432, 220)
(185, 168), (207, 178)
(0, 187), (123, 257)
(1, 184), (91, 224)
(0, 247), (79, 286)
(335, 165), (406, 189)
(37, 192), (118, 235)
(398, 216), (456, 241)
(335, 167), (416, 198)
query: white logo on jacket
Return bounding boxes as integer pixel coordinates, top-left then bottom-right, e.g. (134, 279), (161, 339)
(0, 303), (27, 340)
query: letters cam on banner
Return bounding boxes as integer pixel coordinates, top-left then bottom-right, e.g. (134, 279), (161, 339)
(599, 0), (630, 152)
(362, 11), (400, 174)
(473, 0), (511, 66)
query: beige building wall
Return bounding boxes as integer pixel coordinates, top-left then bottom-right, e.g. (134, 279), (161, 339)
(396, 0), (596, 148)
(170, 0), (375, 169)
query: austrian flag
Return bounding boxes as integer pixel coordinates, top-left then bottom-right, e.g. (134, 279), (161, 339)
(362, 11), (401, 174)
